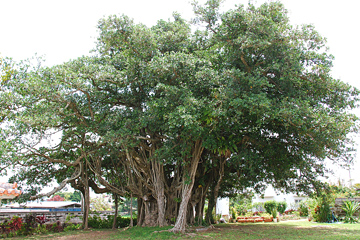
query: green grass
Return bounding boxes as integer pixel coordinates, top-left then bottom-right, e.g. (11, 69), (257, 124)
(12, 221), (360, 240)
(110, 221), (360, 240)
(196, 221), (360, 240)
(108, 226), (177, 240)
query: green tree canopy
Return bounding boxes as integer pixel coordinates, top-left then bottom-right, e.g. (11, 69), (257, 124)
(0, 0), (358, 233)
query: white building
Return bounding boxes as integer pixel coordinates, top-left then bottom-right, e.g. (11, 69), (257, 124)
(252, 185), (307, 210)
(216, 197), (230, 218)
(216, 186), (307, 217)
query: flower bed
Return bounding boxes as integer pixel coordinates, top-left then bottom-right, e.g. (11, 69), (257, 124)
(236, 216), (274, 223)
(279, 214), (302, 221)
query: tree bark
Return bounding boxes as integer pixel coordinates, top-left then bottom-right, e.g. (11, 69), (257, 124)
(137, 198), (144, 226)
(171, 182), (193, 232)
(112, 194), (118, 229)
(83, 178), (90, 229)
(143, 199), (158, 226)
(165, 168), (181, 224)
(211, 156), (226, 220)
(205, 188), (216, 225)
(187, 202), (195, 225)
(152, 160), (167, 227)
(171, 140), (203, 233)
(195, 188), (206, 225)
(205, 155), (226, 225)
(156, 189), (166, 226)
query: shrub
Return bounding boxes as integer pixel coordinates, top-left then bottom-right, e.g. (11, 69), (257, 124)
(284, 209), (296, 215)
(64, 223), (81, 232)
(293, 211), (300, 217)
(88, 215), (110, 229)
(277, 201), (287, 215)
(244, 212), (254, 218)
(18, 214), (37, 236)
(342, 200), (360, 223)
(264, 200), (277, 215)
(298, 201), (309, 216)
(45, 221), (63, 233)
(299, 199), (318, 217)
(252, 202), (265, 212)
(88, 215), (137, 229)
(15, 214), (78, 237)
(258, 212), (272, 218)
(236, 203), (249, 216)
(36, 214), (49, 225)
(0, 216), (23, 237)
(231, 207), (237, 219)
(33, 224), (48, 235)
(312, 196), (332, 223)
(253, 211), (263, 216)
(9, 216), (23, 232)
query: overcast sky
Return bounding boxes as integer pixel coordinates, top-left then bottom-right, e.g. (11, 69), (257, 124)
(1, 0), (359, 185)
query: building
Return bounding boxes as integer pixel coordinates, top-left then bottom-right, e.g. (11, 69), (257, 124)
(216, 197), (230, 219)
(216, 185), (307, 218)
(252, 185), (307, 210)
(4, 201), (81, 212)
(0, 182), (21, 200)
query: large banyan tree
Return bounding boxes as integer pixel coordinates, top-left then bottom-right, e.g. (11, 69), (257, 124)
(1, 1), (359, 233)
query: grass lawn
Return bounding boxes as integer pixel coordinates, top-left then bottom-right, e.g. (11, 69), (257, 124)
(14, 220), (360, 240)
(196, 221), (360, 240)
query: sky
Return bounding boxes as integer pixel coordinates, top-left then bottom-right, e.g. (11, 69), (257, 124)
(1, 0), (360, 185)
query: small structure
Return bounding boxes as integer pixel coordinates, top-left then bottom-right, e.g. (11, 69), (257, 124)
(216, 197), (230, 220)
(0, 182), (21, 200)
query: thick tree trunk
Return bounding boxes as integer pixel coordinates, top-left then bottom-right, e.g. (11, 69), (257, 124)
(194, 160), (210, 226)
(171, 182), (194, 232)
(205, 156), (226, 225)
(211, 156), (226, 220)
(137, 198), (144, 226)
(195, 189), (206, 225)
(205, 188), (216, 225)
(187, 202), (195, 225)
(143, 199), (158, 226)
(152, 161), (167, 227)
(112, 194), (118, 229)
(165, 190), (179, 224)
(69, 179), (88, 229)
(82, 182), (90, 229)
(171, 140), (203, 233)
(156, 189), (166, 226)
(80, 160), (90, 230)
(165, 169), (182, 224)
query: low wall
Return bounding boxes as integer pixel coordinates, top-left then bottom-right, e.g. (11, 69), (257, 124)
(0, 210), (116, 224)
(333, 198), (360, 217)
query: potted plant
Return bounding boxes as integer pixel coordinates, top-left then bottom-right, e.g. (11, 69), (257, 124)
(271, 208), (278, 222)
(230, 207), (237, 223)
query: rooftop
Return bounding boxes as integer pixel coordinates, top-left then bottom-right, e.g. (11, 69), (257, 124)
(6, 201), (81, 209)
(0, 182), (21, 199)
